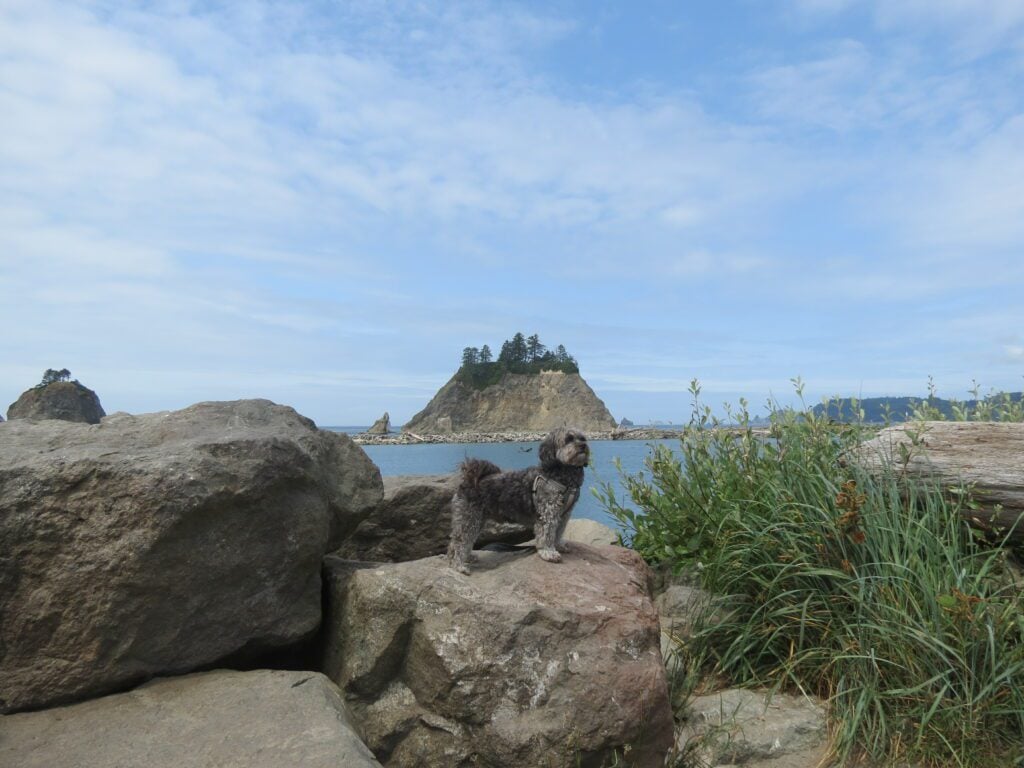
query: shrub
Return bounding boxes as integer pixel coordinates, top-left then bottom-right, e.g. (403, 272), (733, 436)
(599, 380), (1024, 767)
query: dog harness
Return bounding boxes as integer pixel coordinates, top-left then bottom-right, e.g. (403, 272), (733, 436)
(532, 475), (574, 511)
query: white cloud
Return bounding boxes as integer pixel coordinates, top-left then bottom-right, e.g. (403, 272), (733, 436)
(793, 0), (858, 13)
(2, 0), (1022, 423)
(884, 114), (1024, 248)
(791, 0), (1024, 58)
(873, 0), (1024, 57)
(0, 0), (803, 284)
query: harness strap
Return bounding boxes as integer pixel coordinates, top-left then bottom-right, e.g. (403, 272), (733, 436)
(533, 474), (567, 495)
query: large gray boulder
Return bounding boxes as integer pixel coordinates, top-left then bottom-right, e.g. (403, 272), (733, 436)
(0, 669), (382, 768)
(333, 474), (533, 562)
(322, 545), (674, 767)
(7, 380), (105, 423)
(0, 399), (383, 713)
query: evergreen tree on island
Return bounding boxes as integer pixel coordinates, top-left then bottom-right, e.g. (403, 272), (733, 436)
(38, 368), (72, 387)
(456, 333), (579, 389)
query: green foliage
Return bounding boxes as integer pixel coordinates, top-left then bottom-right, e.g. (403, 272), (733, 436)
(815, 376), (1024, 424)
(598, 379), (1024, 767)
(456, 332), (578, 390)
(37, 368), (71, 387)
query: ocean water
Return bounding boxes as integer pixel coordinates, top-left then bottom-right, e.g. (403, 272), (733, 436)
(324, 428), (682, 533)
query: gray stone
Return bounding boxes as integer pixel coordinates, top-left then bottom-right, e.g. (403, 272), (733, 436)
(322, 545), (674, 767)
(656, 584), (710, 618)
(333, 473), (533, 562)
(366, 412), (391, 435)
(675, 689), (827, 767)
(7, 380), (105, 423)
(0, 399), (383, 713)
(0, 669), (381, 768)
(657, 584), (713, 664)
(525, 518), (619, 549)
(563, 518), (619, 546)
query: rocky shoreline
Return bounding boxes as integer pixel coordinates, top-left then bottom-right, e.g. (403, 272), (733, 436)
(351, 426), (771, 445)
(0, 400), (676, 766)
(351, 427), (686, 444)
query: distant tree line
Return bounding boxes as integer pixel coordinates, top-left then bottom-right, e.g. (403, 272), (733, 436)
(457, 333), (578, 389)
(814, 392), (1024, 424)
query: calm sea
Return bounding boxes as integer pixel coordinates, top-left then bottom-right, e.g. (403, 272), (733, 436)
(324, 427), (681, 533)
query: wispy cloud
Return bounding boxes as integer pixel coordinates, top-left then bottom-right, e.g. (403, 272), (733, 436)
(791, 0), (1024, 58)
(2, 0), (1022, 423)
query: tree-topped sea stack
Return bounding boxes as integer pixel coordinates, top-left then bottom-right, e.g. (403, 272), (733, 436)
(403, 333), (617, 434)
(7, 369), (106, 424)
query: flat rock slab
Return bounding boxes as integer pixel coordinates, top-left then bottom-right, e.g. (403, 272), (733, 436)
(676, 688), (827, 767)
(0, 669), (381, 768)
(333, 474), (532, 562)
(525, 517), (619, 548)
(0, 399), (383, 713)
(856, 421), (1024, 542)
(322, 544), (673, 767)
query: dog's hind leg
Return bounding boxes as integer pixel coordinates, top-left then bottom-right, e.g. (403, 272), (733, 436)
(447, 493), (482, 575)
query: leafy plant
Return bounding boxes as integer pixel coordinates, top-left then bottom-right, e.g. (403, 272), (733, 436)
(599, 380), (1024, 767)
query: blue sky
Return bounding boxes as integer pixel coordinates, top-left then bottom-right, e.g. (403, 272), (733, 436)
(2, 0), (1023, 425)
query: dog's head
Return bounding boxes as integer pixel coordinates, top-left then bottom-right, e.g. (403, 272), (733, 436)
(539, 427), (590, 469)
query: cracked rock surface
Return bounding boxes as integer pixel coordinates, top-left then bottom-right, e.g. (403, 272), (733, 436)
(322, 545), (673, 767)
(0, 399), (382, 713)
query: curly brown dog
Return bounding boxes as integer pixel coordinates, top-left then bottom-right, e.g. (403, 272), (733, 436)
(446, 427), (590, 574)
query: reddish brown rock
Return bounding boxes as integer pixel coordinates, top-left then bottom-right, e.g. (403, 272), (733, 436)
(322, 544), (673, 767)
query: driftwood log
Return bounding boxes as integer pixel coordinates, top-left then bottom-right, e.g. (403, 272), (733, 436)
(856, 421), (1024, 544)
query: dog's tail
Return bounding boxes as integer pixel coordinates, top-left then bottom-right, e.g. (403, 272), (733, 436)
(458, 458), (501, 490)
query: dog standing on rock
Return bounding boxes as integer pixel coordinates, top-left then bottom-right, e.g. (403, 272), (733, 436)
(447, 427), (590, 574)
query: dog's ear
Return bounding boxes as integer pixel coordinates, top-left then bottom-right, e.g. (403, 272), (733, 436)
(539, 428), (564, 468)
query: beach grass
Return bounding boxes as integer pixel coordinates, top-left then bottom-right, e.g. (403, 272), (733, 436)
(598, 379), (1024, 767)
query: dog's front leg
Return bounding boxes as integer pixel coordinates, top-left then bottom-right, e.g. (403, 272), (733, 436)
(534, 487), (563, 563)
(554, 487), (579, 553)
(447, 493), (482, 575)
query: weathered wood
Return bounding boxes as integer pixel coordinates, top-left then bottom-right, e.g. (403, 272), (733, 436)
(857, 421), (1024, 543)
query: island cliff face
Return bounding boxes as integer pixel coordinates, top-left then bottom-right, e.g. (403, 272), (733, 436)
(403, 370), (617, 433)
(7, 381), (106, 424)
